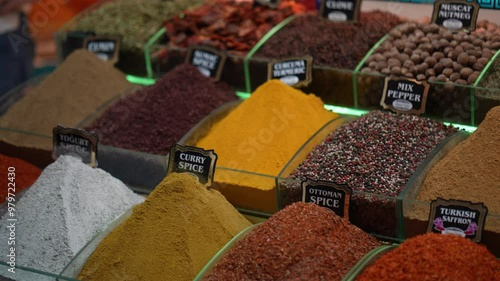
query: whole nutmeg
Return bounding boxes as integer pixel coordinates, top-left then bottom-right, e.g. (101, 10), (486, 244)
(428, 76), (438, 82)
(405, 42), (417, 50)
(376, 61), (388, 70)
(467, 71), (480, 84)
(404, 48), (413, 55)
(443, 31), (454, 41)
(477, 57), (489, 65)
(466, 49), (482, 57)
(444, 47), (453, 54)
(424, 56), (437, 67)
(425, 68), (436, 77)
(472, 39), (483, 47)
(399, 53), (410, 62)
(491, 41), (500, 49)
(405, 72), (414, 78)
(391, 66), (402, 76)
(442, 68), (454, 77)
(460, 67), (473, 79)
(473, 62), (485, 71)
(369, 61), (378, 68)
(455, 45), (464, 53)
(389, 29), (402, 38)
(409, 66), (418, 75)
(453, 62), (463, 73)
(436, 74), (447, 82)
(417, 63), (429, 73)
(449, 72), (461, 82)
(420, 51), (431, 60)
(433, 62), (444, 74)
(388, 58), (402, 67)
(457, 53), (469, 66)
(443, 82), (455, 93)
(468, 56), (477, 65)
(373, 53), (385, 62)
(432, 52), (445, 60)
(482, 49), (493, 59)
(403, 60), (414, 69)
(447, 50), (459, 60)
(381, 68), (391, 75)
(395, 40), (406, 51)
(401, 67), (409, 75)
(456, 79), (468, 85)
(411, 54), (421, 64)
(416, 74), (427, 80)
(450, 40), (459, 47)
(421, 43), (434, 53)
(440, 58), (453, 68)
(361, 67), (373, 73)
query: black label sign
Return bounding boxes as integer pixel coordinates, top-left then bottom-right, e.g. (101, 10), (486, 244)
(268, 56), (313, 87)
(432, 0), (480, 32)
(427, 198), (487, 243)
(254, 0), (280, 9)
(83, 36), (121, 64)
(381, 76), (430, 115)
(52, 126), (98, 167)
(186, 46), (227, 81)
(167, 144), (218, 187)
(320, 0), (361, 22)
(302, 179), (352, 219)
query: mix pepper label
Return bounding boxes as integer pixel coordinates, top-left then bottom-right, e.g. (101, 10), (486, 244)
(381, 76), (430, 115)
(254, 0), (281, 9)
(320, 0), (361, 22)
(52, 126), (98, 167)
(432, 0), (480, 32)
(83, 36), (121, 64)
(427, 198), (488, 243)
(168, 144), (218, 187)
(186, 46), (227, 81)
(301, 179), (352, 219)
(267, 56), (313, 87)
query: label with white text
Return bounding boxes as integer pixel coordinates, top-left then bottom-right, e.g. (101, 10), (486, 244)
(302, 179), (352, 219)
(186, 46), (227, 81)
(268, 56), (313, 87)
(52, 126), (98, 167)
(320, 0), (361, 22)
(83, 36), (121, 64)
(432, 0), (479, 32)
(427, 198), (487, 243)
(381, 76), (429, 115)
(167, 144), (218, 187)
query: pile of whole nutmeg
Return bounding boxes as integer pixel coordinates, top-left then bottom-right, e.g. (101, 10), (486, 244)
(362, 21), (500, 85)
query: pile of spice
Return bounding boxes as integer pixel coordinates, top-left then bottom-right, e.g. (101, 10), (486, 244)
(284, 111), (457, 236)
(195, 80), (337, 213)
(407, 106), (500, 233)
(0, 155), (144, 276)
(164, 0), (307, 54)
(73, 0), (203, 52)
(0, 154), (41, 204)
(204, 202), (380, 280)
(357, 234), (500, 280)
(78, 173), (252, 281)
(85, 64), (236, 155)
(0, 50), (131, 150)
(255, 11), (403, 69)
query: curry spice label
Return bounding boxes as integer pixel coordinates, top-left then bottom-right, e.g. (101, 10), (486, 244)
(168, 144), (218, 187)
(432, 0), (479, 32)
(320, 0), (361, 22)
(52, 126), (98, 167)
(83, 36), (121, 64)
(268, 56), (313, 87)
(302, 179), (352, 219)
(381, 76), (430, 115)
(186, 46), (227, 81)
(427, 198), (488, 243)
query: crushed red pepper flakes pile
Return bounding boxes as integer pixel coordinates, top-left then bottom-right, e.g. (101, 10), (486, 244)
(357, 234), (500, 281)
(0, 154), (41, 204)
(204, 202), (380, 281)
(164, 0), (307, 54)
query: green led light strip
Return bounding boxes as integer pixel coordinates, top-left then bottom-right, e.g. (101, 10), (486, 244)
(126, 75), (156, 86)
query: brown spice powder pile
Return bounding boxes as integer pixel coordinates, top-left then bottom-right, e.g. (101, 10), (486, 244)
(0, 50), (131, 150)
(204, 202), (380, 281)
(410, 106), (500, 232)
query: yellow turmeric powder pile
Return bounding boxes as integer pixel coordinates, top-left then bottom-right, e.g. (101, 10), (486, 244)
(196, 80), (338, 213)
(78, 173), (252, 281)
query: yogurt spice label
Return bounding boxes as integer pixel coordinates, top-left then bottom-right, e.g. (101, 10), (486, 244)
(381, 76), (430, 115)
(320, 0), (361, 22)
(302, 179), (352, 219)
(168, 144), (218, 187)
(186, 46), (227, 81)
(268, 56), (313, 87)
(427, 198), (488, 243)
(83, 36), (121, 64)
(52, 126), (98, 167)
(432, 0), (480, 32)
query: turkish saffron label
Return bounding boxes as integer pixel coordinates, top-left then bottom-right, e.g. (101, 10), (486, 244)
(268, 56), (313, 87)
(427, 198), (488, 243)
(381, 76), (430, 115)
(52, 126), (98, 167)
(83, 36), (121, 64)
(254, 0), (280, 9)
(167, 144), (218, 187)
(302, 179), (352, 219)
(186, 46), (227, 81)
(432, 0), (480, 32)
(320, 0), (361, 22)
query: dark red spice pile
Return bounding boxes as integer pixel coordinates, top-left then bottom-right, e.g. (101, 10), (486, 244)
(204, 202), (380, 281)
(357, 234), (500, 281)
(85, 64), (236, 155)
(255, 11), (403, 69)
(0, 154), (41, 204)
(164, 0), (307, 54)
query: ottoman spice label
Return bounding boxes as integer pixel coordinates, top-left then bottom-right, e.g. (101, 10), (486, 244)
(268, 56), (313, 87)
(186, 46), (226, 81)
(167, 144), (217, 187)
(381, 76), (430, 115)
(431, 0), (479, 32)
(320, 0), (361, 22)
(302, 179), (352, 219)
(83, 36), (121, 64)
(52, 126), (98, 167)
(427, 198), (488, 243)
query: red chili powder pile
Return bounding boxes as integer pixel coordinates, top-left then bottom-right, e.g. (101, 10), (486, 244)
(0, 154), (41, 203)
(357, 233), (500, 281)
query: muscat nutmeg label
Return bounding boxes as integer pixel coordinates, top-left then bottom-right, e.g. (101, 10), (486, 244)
(320, 0), (361, 22)
(52, 126), (98, 167)
(83, 36), (121, 64)
(381, 76), (430, 115)
(167, 144), (218, 187)
(427, 198), (488, 243)
(254, 0), (280, 9)
(186, 46), (227, 81)
(268, 56), (313, 87)
(432, 0), (480, 32)
(302, 179), (352, 219)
